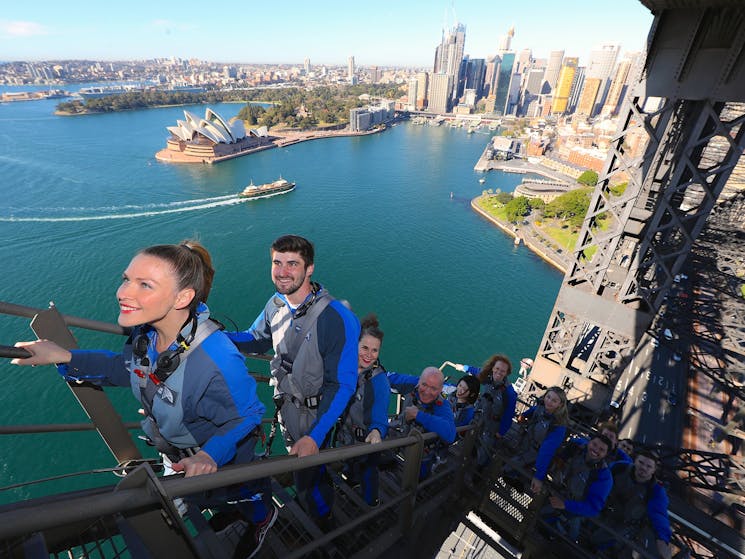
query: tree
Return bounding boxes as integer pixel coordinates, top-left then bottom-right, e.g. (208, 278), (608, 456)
(543, 188), (592, 228)
(528, 198), (545, 211)
(495, 192), (513, 204)
(577, 170), (599, 186)
(505, 196), (530, 222)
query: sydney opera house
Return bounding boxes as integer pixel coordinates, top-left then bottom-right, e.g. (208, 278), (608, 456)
(156, 108), (273, 163)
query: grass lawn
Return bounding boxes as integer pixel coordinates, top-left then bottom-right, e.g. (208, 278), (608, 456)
(476, 196), (509, 221)
(538, 220), (597, 260)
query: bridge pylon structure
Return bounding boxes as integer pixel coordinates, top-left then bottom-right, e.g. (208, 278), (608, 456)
(524, 1), (745, 425)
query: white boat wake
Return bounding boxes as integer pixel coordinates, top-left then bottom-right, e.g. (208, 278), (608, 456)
(0, 194), (249, 222)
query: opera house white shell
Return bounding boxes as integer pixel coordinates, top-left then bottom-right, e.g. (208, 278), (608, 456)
(166, 108), (267, 144)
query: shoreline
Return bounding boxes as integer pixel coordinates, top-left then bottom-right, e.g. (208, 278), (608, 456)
(155, 126), (385, 164)
(470, 197), (568, 274)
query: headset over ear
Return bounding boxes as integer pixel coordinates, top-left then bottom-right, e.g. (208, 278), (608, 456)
(131, 315), (198, 382)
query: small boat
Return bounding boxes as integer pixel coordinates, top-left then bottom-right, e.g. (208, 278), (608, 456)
(238, 176), (295, 199)
(514, 236), (521, 245)
(479, 178), (486, 184)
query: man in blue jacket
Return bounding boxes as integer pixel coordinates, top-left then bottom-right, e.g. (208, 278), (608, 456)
(387, 367), (456, 478)
(227, 235), (360, 527)
(590, 449), (673, 559)
(541, 433), (614, 541)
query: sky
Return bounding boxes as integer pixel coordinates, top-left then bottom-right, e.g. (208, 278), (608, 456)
(1, 1), (654, 67)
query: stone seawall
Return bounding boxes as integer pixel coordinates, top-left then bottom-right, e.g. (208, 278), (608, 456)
(470, 198), (568, 274)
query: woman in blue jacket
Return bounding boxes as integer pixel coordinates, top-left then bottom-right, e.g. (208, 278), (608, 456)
(504, 386), (569, 493)
(13, 241), (276, 558)
(336, 314), (390, 506)
(462, 354), (518, 469)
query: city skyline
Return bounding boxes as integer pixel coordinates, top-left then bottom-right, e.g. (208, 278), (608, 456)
(2, 0), (653, 67)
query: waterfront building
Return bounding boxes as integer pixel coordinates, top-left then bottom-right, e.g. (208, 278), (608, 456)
(550, 57), (578, 114)
(514, 180), (571, 203)
(463, 88), (477, 108)
(428, 73), (453, 114)
(159, 108), (270, 162)
(543, 50), (565, 94)
(349, 101), (394, 132)
(407, 78), (418, 111)
(416, 71), (429, 109)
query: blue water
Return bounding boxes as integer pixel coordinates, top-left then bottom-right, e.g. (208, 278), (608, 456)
(0, 97), (562, 503)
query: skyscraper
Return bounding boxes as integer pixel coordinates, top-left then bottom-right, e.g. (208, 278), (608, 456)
(600, 52), (639, 116)
(433, 22), (466, 106)
(498, 26), (514, 52)
(407, 77), (418, 110)
(551, 57), (578, 114)
(304, 58), (311, 75)
(585, 44), (620, 115)
(416, 72), (429, 109)
(493, 51), (515, 116)
(576, 77), (602, 115)
(428, 73), (453, 113)
(483, 55), (500, 98)
(543, 50), (565, 93)
(347, 56), (355, 81)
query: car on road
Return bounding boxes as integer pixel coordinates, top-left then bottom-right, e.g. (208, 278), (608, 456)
(673, 352), (682, 362)
(668, 392), (678, 406)
(664, 328), (674, 341)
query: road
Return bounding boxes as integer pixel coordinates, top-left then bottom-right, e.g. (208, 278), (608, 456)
(615, 334), (687, 448)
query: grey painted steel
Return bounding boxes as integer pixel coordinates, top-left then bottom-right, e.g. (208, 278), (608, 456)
(30, 304), (142, 464)
(0, 300), (128, 336)
(0, 431), (439, 540)
(525, 2), (745, 423)
(114, 464), (203, 559)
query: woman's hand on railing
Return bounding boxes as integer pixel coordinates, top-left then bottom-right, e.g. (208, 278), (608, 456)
(11, 340), (72, 366)
(365, 429), (382, 444)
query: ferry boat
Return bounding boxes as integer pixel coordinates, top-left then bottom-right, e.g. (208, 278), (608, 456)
(238, 176), (295, 199)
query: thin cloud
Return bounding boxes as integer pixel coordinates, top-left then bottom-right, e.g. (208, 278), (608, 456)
(0, 20), (49, 37)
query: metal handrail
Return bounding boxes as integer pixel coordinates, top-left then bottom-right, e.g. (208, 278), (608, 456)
(0, 427), (451, 540)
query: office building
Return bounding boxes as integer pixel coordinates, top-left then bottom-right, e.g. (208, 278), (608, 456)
(428, 73), (453, 114)
(585, 44), (620, 115)
(493, 51), (515, 116)
(576, 77), (602, 115)
(551, 57), (578, 114)
(434, 23), (467, 106)
(416, 72), (429, 109)
(543, 50), (565, 93)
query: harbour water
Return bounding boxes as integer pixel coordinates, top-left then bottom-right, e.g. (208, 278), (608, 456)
(0, 93), (562, 503)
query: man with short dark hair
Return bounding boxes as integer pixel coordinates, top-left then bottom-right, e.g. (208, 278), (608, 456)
(591, 449), (673, 559)
(541, 433), (614, 541)
(228, 234), (360, 527)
